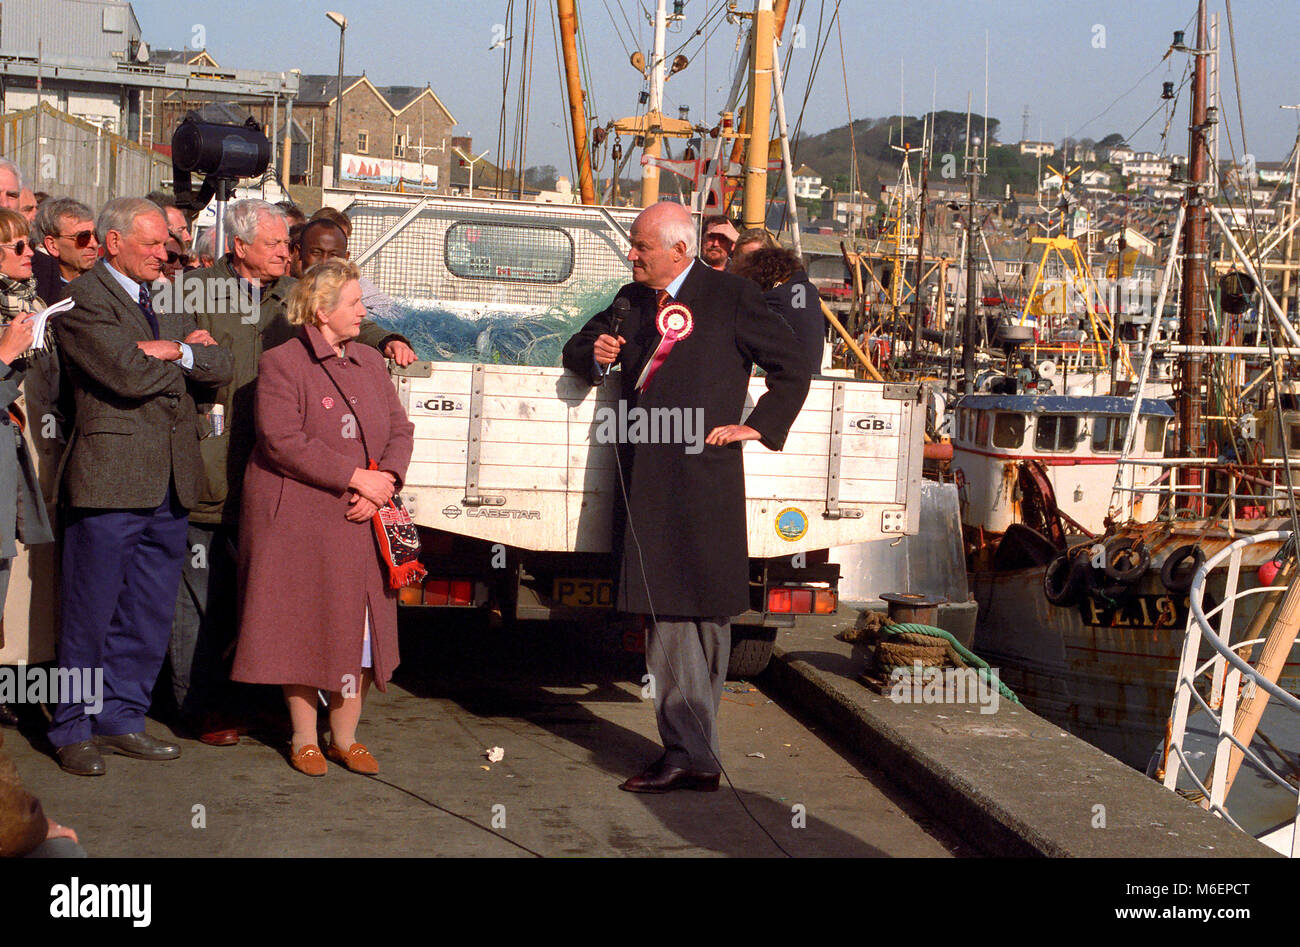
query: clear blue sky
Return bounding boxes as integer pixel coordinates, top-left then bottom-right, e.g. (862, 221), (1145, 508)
(131, 0), (1299, 172)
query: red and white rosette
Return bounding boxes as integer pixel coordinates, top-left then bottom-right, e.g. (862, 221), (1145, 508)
(636, 301), (695, 392)
(656, 302), (694, 340)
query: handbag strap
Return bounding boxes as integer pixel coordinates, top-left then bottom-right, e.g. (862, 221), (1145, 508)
(303, 333), (373, 463)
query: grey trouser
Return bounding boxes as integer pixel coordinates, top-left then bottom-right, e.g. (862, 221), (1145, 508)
(25, 837), (88, 858)
(645, 617), (730, 771)
(167, 523), (238, 719)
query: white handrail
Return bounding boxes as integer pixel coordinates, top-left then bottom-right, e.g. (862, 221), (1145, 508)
(1163, 529), (1300, 856)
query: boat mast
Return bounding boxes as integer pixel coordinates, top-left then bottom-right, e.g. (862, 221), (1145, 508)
(1176, 0), (1210, 468)
(741, 0), (775, 229)
(557, 0), (596, 204)
(912, 120), (931, 354)
(641, 0), (668, 206)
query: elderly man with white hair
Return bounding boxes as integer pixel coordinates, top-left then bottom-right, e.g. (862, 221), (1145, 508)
(0, 159), (22, 212)
(562, 201), (811, 794)
(167, 198), (411, 746)
(48, 196), (232, 776)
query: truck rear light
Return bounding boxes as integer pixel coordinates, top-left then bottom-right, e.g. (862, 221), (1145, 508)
(768, 585), (836, 615)
(449, 580), (474, 605)
(424, 580), (449, 605)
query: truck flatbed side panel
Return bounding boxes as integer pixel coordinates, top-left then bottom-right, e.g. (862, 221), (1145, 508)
(394, 366), (923, 553)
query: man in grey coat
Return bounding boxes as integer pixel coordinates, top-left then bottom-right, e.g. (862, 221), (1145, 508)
(47, 197), (233, 776)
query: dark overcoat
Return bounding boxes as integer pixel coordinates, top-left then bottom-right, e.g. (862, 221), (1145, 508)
(764, 270), (826, 376)
(231, 325), (414, 692)
(562, 260), (810, 617)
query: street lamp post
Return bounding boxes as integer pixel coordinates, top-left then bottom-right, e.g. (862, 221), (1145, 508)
(326, 11), (347, 188)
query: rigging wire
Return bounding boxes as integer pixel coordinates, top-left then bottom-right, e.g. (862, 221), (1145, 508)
(786, 0), (840, 189)
(598, 0), (634, 59)
(549, 0), (579, 188)
(495, 0), (516, 197)
(1213, 0), (1300, 541)
(1070, 8), (1195, 142)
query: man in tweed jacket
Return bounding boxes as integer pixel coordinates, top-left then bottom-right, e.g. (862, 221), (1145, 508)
(47, 197), (232, 776)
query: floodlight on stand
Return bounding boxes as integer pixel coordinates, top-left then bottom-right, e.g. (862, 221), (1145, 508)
(171, 113), (271, 255)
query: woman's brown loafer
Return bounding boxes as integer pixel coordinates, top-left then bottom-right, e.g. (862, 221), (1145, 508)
(290, 743), (328, 777)
(326, 742), (379, 775)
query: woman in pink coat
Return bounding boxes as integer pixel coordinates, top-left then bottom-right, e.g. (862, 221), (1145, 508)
(232, 259), (414, 777)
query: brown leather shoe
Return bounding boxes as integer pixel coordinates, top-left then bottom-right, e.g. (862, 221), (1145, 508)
(325, 742), (379, 775)
(290, 743), (327, 777)
(619, 758), (721, 793)
(197, 714), (241, 747)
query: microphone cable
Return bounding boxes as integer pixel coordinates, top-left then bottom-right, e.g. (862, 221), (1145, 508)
(603, 338), (794, 858)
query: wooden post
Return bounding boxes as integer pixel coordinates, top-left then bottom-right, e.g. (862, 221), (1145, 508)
(557, 0), (596, 205)
(741, 0), (775, 230)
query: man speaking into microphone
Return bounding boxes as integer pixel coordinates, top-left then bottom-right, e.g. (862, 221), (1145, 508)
(562, 202), (810, 793)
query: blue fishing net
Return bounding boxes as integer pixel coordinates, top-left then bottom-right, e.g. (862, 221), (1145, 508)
(370, 277), (624, 367)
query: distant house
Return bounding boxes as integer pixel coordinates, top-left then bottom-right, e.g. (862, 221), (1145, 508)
(793, 165), (825, 200)
(292, 75), (456, 191)
(1103, 227), (1156, 257)
(832, 190), (877, 227)
(1081, 169), (1111, 187)
(1019, 140), (1056, 158)
(1106, 145), (1136, 165)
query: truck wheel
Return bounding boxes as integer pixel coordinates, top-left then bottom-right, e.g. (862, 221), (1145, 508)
(727, 625), (778, 679)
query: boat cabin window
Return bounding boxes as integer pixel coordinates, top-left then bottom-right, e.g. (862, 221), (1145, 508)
(975, 411), (990, 446)
(444, 222), (575, 284)
(992, 413), (1025, 449)
(1035, 415), (1079, 452)
(1092, 416), (1129, 453)
(1145, 417), (1167, 454)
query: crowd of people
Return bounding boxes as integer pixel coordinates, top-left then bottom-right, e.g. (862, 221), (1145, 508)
(0, 157), (424, 856)
(0, 156), (825, 855)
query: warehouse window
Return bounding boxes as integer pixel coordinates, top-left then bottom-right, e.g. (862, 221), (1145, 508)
(444, 222), (574, 284)
(357, 130), (369, 154)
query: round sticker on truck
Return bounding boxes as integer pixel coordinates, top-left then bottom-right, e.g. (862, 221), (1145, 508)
(775, 507), (809, 542)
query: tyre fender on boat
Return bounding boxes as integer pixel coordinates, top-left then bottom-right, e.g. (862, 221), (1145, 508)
(1160, 544), (1205, 593)
(1103, 537), (1150, 583)
(1044, 553), (1089, 607)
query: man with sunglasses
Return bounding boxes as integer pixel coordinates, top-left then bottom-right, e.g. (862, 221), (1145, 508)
(33, 199), (98, 306)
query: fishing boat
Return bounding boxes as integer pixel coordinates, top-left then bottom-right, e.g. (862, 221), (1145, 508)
(966, 0), (1300, 773)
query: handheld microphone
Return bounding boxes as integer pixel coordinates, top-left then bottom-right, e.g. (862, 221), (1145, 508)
(609, 296), (630, 339)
